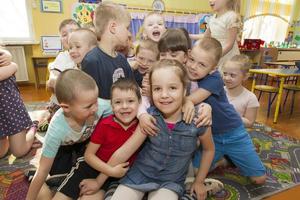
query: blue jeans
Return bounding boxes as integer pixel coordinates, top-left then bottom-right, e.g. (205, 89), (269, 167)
(193, 125), (266, 177)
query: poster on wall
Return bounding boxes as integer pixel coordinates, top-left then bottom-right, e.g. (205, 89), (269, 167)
(72, 3), (97, 25)
(78, 0), (101, 3)
(41, 0), (62, 13)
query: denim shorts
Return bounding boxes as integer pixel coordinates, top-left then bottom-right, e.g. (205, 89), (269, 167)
(193, 125), (266, 177)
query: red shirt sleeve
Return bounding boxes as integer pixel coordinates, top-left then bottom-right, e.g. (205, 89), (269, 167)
(90, 119), (106, 145)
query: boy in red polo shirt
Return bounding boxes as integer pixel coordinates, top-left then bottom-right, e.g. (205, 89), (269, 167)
(53, 78), (141, 200)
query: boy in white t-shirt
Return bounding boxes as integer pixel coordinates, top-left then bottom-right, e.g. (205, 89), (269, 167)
(223, 55), (259, 128)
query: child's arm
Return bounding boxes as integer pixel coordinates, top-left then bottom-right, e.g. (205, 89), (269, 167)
(186, 88), (212, 105)
(0, 48), (12, 66)
(189, 28), (211, 41)
(137, 96), (159, 136)
(84, 142), (129, 178)
(194, 103), (212, 127)
(0, 62), (17, 81)
(191, 127), (215, 200)
(80, 126), (147, 196)
(222, 27), (238, 56)
(46, 69), (60, 92)
(242, 107), (258, 128)
(26, 156), (54, 200)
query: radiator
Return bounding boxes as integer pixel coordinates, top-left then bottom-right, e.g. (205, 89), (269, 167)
(5, 46), (29, 82)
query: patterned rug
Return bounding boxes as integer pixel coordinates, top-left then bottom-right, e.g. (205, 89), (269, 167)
(208, 123), (300, 200)
(1, 102), (300, 199)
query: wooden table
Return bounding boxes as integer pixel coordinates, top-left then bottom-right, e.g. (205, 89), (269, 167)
(250, 68), (300, 123)
(32, 56), (55, 89)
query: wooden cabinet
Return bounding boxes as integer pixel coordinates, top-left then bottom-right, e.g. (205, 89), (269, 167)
(277, 48), (300, 61)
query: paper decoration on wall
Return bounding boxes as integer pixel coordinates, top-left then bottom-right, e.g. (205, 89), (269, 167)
(198, 14), (211, 33)
(78, 0), (101, 3)
(72, 3), (97, 25)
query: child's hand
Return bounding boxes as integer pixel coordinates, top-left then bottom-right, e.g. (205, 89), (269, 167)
(0, 49), (12, 66)
(109, 162), (129, 178)
(194, 103), (212, 127)
(139, 113), (159, 136)
(190, 181), (207, 200)
(182, 98), (195, 124)
(142, 74), (150, 97)
(79, 178), (101, 196)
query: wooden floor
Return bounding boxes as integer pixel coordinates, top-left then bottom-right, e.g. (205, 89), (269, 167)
(19, 83), (300, 199)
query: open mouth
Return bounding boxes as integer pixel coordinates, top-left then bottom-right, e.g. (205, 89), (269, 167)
(152, 31), (161, 38)
(121, 112), (132, 116)
(210, 3), (215, 8)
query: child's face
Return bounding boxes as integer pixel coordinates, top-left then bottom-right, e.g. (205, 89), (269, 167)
(68, 32), (94, 64)
(222, 61), (246, 89)
(111, 88), (140, 127)
(67, 88), (99, 122)
(209, 0), (229, 12)
(60, 24), (79, 50)
(114, 20), (131, 48)
(186, 47), (216, 81)
(160, 50), (187, 64)
(151, 67), (185, 120)
(143, 14), (166, 42)
(136, 48), (158, 74)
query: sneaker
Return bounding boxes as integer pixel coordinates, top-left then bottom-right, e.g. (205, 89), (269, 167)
(204, 178), (224, 196)
(37, 120), (49, 132)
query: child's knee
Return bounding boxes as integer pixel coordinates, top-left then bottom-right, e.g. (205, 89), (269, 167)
(250, 175), (266, 185)
(0, 138), (9, 158)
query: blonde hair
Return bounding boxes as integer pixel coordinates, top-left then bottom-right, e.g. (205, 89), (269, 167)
(71, 28), (98, 48)
(94, 1), (130, 38)
(226, 0), (240, 13)
(196, 37), (223, 66)
(136, 39), (159, 60)
(228, 54), (251, 74)
(59, 19), (79, 32)
(149, 59), (189, 92)
(55, 69), (98, 104)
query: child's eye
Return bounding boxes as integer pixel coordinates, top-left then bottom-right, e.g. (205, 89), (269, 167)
(170, 86), (177, 90)
(153, 87), (161, 91)
(114, 101), (121, 104)
(128, 99), (135, 103)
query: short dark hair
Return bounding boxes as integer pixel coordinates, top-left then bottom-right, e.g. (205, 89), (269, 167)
(111, 78), (141, 101)
(55, 69), (98, 104)
(59, 19), (79, 32)
(158, 28), (190, 53)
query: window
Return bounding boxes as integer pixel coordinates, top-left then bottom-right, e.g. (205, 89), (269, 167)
(0, 0), (34, 44)
(242, 15), (289, 43)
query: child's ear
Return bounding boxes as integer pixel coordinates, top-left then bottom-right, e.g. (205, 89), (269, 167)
(109, 21), (117, 34)
(59, 103), (71, 113)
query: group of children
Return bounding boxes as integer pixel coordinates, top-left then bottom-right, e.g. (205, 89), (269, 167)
(0, 0), (267, 200)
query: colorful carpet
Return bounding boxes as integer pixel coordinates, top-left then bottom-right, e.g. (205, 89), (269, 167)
(208, 123), (300, 200)
(0, 102), (47, 200)
(1, 102), (300, 199)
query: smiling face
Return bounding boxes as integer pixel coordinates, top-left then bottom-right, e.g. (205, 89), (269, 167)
(67, 87), (99, 123)
(186, 46), (216, 81)
(143, 14), (166, 42)
(114, 19), (132, 47)
(136, 48), (158, 74)
(151, 67), (185, 122)
(111, 88), (140, 127)
(68, 32), (95, 64)
(222, 61), (246, 89)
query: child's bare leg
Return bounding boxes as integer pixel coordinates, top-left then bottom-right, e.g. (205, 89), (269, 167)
(9, 125), (37, 157)
(148, 188), (178, 200)
(36, 184), (54, 200)
(111, 185), (144, 200)
(52, 191), (72, 200)
(250, 175), (266, 185)
(79, 190), (105, 200)
(0, 137), (9, 158)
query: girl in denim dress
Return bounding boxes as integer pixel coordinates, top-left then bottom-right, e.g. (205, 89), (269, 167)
(110, 59), (216, 200)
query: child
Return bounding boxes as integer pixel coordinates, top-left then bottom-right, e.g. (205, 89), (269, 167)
(142, 12), (167, 42)
(133, 39), (159, 88)
(81, 2), (134, 99)
(223, 54), (259, 128)
(26, 69), (112, 200)
(185, 37), (266, 184)
(0, 48), (39, 158)
(44, 19), (80, 131)
(111, 59), (215, 200)
(190, 0), (240, 69)
(52, 78), (141, 200)
(68, 28), (98, 68)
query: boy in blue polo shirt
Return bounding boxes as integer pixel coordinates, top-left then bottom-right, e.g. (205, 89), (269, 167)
(185, 37), (266, 185)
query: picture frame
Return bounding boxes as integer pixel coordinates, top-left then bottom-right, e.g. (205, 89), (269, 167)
(41, 35), (62, 52)
(41, 0), (63, 13)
